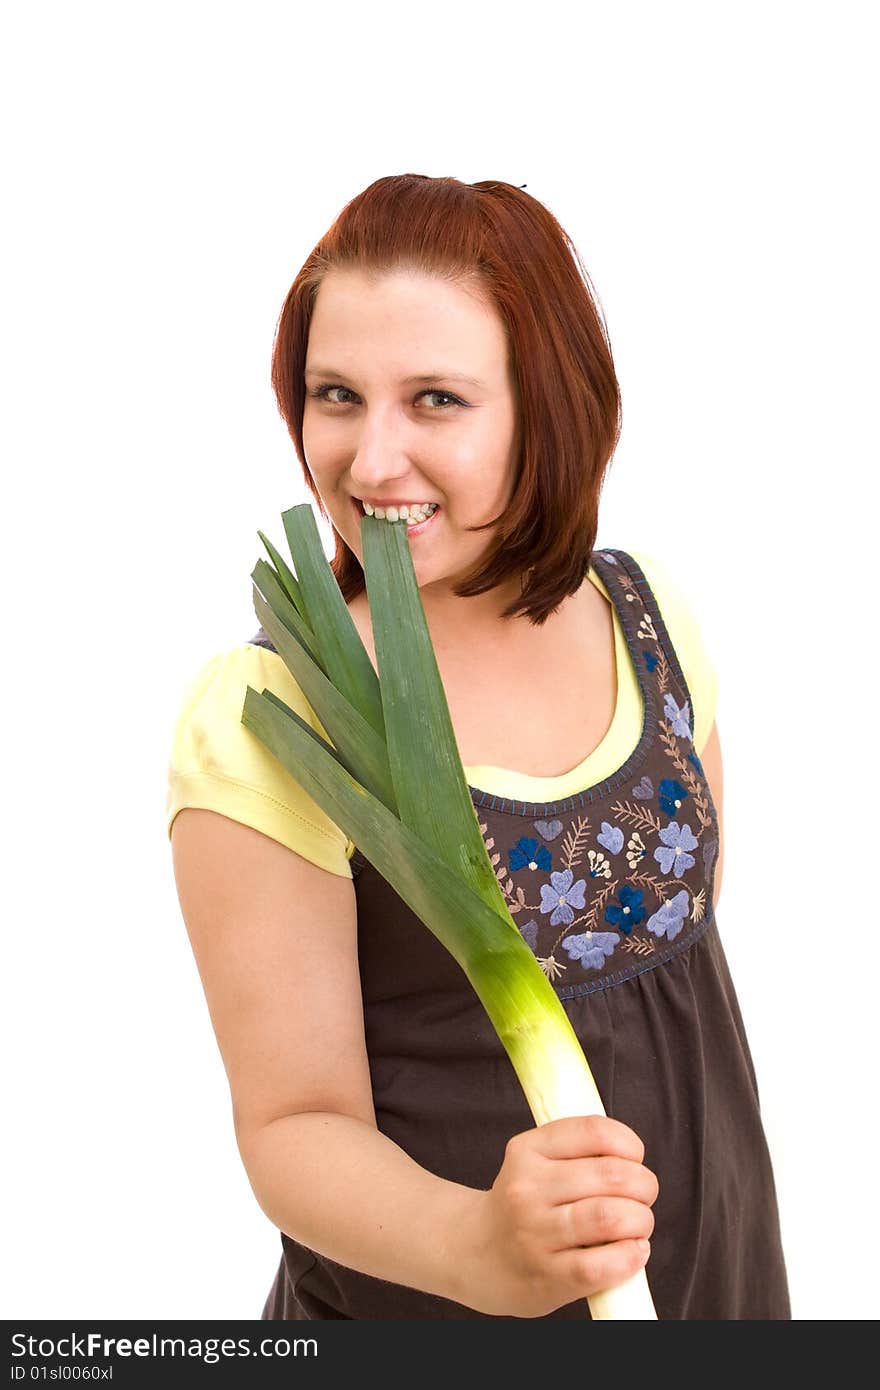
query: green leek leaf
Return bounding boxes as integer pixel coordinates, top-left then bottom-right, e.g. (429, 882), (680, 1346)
(362, 514), (513, 924)
(257, 529), (307, 621)
(250, 585), (398, 815)
(252, 559), (323, 666)
(281, 505), (385, 739)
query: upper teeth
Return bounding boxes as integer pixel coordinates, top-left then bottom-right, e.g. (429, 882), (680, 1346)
(363, 501), (439, 522)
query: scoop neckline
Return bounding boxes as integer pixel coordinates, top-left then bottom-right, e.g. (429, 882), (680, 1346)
(463, 556), (655, 812)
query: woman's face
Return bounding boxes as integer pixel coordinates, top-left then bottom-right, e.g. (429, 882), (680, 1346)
(302, 267), (522, 614)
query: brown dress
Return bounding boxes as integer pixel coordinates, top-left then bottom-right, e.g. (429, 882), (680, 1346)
(257, 548), (790, 1320)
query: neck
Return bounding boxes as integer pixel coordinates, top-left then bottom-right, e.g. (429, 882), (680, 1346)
(420, 573), (531, 634)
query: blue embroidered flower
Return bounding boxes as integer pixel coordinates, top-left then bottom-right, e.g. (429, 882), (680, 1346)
(561, 930), (620, 971)
(603, 883), (646, 935)
(508, 836), (552, 873)
(644, 649), (658, 673)
(539, 868), (587, 927)
(654, 821), (699, 877)
(646, 889), (690, 941)
(519, 919), (539, 951)
(658, 778), (689, 817)
(663, 693), (693, 741)
(597, 822), (624, 855)
(687, 750), (704, 776)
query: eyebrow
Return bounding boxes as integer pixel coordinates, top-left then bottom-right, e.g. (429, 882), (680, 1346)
(304, 366), (487, 389)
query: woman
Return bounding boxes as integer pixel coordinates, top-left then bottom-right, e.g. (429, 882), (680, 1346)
(167, 174), (790, 1319)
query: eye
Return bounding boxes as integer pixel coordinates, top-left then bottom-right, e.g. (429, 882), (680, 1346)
(310, 384), (357, 406)
(421, 390), (462, 410)
(308, 384), (466, 411)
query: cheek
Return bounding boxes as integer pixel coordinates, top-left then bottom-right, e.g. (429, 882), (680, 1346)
(301, 414), (325, 466)
(302, 427), (343, 495)
(457, 448), (517, 518)
(302, 409), (336, 457)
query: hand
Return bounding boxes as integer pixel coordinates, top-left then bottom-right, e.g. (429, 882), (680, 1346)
(462, 1115), (659, 1318)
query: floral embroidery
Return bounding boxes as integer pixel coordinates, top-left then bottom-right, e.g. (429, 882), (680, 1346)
(664, 692), (693, 741)
(604, 883), (647, 935)
(538, 954), (566, 980)
(519, 919), (538, 950)
(587, 848), (612, 879)
(658, 778), (689, 817)
(540, 868), (587, 927)
(654, 821), (699, 877)
(646, 889), (690, 941)
(473, 551), (717, 988)
(626, 832), (647, 868)
(508, 836), (552, 872)
(620, 935), (657, 958)
(561, 930), (620, 970)
(533, 818), (564, 841)
(597, 822), (624, 854)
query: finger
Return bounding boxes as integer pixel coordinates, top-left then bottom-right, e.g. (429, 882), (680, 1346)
(540, 1155), (660, 1209)
(551, 1237), (652, 1301)
(532, 1114), (646, 1164)
(550, 1195), (655, 1253)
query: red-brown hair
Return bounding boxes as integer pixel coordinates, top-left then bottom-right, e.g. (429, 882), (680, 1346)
(270, 174), (621, 626)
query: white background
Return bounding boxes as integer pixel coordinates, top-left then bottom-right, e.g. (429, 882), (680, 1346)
(2, 0), (876, 1323)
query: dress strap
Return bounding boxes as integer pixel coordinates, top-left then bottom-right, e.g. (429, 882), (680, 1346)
(591, 548), (699, 756)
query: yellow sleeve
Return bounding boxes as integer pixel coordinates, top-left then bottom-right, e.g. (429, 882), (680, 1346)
(628, 549), (720, 756)
(165, 643), (356, 878)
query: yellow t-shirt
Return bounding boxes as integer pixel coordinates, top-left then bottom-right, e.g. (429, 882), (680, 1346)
(166, 549), (719, 878)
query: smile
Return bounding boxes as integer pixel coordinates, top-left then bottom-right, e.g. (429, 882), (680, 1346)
(352, 497), (442, 537)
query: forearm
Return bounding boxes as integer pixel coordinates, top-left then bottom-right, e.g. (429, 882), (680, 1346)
(239, 1110), (485, 1308)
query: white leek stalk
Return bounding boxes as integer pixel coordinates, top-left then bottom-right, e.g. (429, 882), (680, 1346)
(241, 503), (657, 1321)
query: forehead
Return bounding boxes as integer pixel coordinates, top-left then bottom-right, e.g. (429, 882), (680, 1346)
(306, 268), (509, 376)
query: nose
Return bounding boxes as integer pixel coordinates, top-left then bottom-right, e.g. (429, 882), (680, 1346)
(348, 418), (415, 497)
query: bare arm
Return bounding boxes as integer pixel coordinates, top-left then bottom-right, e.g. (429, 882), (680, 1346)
(171, 807), (482, 1307)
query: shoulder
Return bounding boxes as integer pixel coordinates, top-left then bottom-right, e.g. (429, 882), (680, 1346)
(166, 643), (356, 877)
(169, 641), (327, 744)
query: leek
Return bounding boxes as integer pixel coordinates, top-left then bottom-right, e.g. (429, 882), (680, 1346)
(240, 502), (657, 1321)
